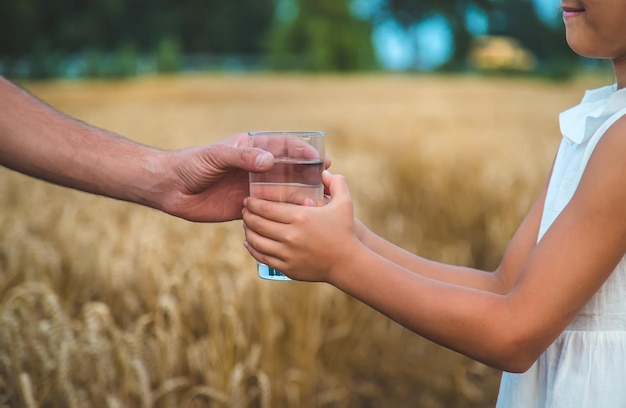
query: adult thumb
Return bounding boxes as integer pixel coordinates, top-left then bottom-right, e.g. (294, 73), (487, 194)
(216, 145), (274, 172)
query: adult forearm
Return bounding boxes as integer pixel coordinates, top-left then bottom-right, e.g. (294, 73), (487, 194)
(0, 77), (166, 207)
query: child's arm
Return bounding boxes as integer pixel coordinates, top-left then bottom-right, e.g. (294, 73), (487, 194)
(352, 173), (548, 295)
(351, 157), (556, 295)
(242, 117), (626, 372)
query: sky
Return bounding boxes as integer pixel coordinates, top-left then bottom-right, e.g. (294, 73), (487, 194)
(371, 0), (563, 70)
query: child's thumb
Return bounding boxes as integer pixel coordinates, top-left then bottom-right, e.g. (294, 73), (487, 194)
(324, 171), (351, 200)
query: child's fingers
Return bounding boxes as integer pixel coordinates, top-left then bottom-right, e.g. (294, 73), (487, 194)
(243, 223), (286, 265)
(243, 239), (286, 273)
(242, 208), (287, 242)
(303, 197), (327, 207)
(324, 172), (351, 201)
(322, 170), (333, 196)
(244, 198), (301, 223)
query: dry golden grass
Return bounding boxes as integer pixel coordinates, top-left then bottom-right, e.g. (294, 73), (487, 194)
(0, 72), (612, 407)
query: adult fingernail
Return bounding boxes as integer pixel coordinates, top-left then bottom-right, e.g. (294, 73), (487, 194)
(255, 152), (273, 168)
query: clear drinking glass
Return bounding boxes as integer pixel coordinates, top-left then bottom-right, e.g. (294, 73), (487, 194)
(248, 130), (325, 280)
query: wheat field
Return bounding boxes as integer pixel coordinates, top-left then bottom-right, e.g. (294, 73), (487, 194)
(0, 72), (612, 407)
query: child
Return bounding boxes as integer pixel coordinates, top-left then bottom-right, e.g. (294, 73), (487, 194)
(242, 2), (626, 407)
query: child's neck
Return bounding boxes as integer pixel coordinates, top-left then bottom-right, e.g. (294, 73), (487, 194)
(612, 60), (626, 89)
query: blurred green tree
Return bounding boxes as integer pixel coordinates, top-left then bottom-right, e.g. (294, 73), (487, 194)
(378, 0), (494, 69)
(377, 0), (573, 72)
(485, 0), (578, 76)
(0, 0), (277, 54)
(0, 0), (577, 77)
(266, 0), (378, 71)
(0, 0), (277, 77)
(156, 37), (181, 73)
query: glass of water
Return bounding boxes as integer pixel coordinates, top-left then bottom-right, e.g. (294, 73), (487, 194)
(248, 130), (325, 280)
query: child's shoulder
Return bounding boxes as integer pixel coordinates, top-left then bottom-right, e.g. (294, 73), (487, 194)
(586, 84), (626, 141)
(603, 114), (626, 140)
(586, 112), (626, 174)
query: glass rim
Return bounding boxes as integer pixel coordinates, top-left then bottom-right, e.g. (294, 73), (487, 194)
(248, 130), (325, 137)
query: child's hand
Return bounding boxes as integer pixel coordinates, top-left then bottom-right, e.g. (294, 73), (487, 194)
(242, 171), (361, 282)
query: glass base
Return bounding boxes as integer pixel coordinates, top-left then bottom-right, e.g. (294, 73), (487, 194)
(258, 263), (291, 281)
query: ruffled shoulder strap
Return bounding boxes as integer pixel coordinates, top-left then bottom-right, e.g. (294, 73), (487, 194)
(582, 106), (626, 166)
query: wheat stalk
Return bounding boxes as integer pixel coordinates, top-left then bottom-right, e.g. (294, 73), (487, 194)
(18, 373), (36, 408)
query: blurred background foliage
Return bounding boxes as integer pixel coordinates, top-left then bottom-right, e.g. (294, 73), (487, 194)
(0, 0), (600, 79)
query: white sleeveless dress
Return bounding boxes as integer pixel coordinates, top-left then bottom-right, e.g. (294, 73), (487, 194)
(496, 85), (626, 408)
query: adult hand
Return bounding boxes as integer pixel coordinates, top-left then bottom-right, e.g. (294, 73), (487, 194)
(0, 77), (328, 223)
(156, 132), (332, 222)
(156, 133), (274, 222)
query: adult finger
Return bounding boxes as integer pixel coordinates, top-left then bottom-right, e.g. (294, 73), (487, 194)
(324, 156), (332, 170)
(209, 144), (274, 172)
